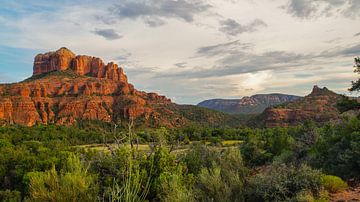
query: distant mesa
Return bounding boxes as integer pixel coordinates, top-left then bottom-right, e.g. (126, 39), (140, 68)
(197, 94), (301, 114)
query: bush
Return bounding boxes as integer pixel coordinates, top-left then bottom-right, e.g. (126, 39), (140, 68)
(25, 154), (97, 202)
(246, 164), (322, 201)
(0, 190), (21, 202)
(194, 148), (247, 202)
(320, 175), (348, 193)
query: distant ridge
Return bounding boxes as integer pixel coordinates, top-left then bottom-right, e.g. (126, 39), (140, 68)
(197, 93), (301, 114)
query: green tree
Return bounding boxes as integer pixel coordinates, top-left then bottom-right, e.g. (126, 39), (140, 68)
(350, 57), (360, 92)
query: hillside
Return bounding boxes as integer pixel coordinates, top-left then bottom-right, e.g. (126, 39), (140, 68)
(258, 85), (343, 127)
(198, 94), (301, 114)
(0, 47), (238, 128)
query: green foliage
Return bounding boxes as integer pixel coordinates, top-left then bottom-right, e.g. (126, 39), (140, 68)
(105, 170), (149, 202)
(23, 69), (81, 82)
(194, 148), (247, 202)
(25, 154), (97, 202)
(92, 147), (150, 201)
(182, 144), (219, 175)
(336, 95), (360, 113)
(309, 117), (360, 179)
(240, 127), (294, 167)
(0, 190), (21, 202)
(349, 57), (360, 92)
(320, 175), (348, 193)
(157, 167), (195, 202)
(1, 116), (360, 201)
(246, 164), (322, 201)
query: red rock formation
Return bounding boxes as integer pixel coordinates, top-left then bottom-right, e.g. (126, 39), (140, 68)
(0, 48), (184, 127)
(33, 47), (129, 84)
(33, 47), (76, 75)
(261, 86), (343, 127)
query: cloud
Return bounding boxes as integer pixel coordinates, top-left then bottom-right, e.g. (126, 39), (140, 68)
(283, 0), (318, 19)
(283, 0), (360, 19)
(337, 44), (360, 56)
(93, 28), (122, 40)
(143, 16), (166, 27)
(109, 0), (212, 26)
(159, 51), (315, 79)
(196, 40), (253, 57)
(319, 43), (360, 57)
(174, 62), (187, 68)
(219, 18), (267, 36)
(343, 0), (360, 18)
(159, 41), (360, 80)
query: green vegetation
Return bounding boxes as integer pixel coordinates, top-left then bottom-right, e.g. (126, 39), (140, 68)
(22, 69), (82, 82)
(320, 175), (348, 193)
(26, 154), (97, 201)
(0, 116), (358, 201)
(350, 57), (360, 92)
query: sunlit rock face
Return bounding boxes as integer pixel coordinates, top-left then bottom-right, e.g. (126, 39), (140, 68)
(0, 48), (187, 127)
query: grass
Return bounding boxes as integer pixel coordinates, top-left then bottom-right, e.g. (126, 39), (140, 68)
(76, 140), (244, 153)
(221, 140), (243, 146)
(77, 143), (150, 152)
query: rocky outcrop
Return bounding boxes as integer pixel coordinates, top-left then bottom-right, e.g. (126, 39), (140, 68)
(33, 47), (128, 83)
(260, 86), (342, 127)
(198, 94), (301, 114)
(1, 48), (178, 127)
(33, 47), (76, 75)
(1, 47), (234, 128)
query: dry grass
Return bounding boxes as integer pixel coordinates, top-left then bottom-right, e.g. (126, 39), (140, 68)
(76, 140), (243, 153)
(77, 143), (150, 152)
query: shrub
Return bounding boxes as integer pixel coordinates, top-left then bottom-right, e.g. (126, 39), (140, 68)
(320, 175), (348, 193)
(246, 164), (322, 201)
(294, 190), (315, 202)
(25, 154), (97, 202)
(0, 190), (21, 202)
(194, 148), (247, 202)
(158, 169), (195, 202)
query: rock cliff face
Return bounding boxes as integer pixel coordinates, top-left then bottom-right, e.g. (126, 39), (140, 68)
(33, 47), (128, 82)
(1, 47), (235, 127)
(260, 86), (342, 127)
(198, 94), (301, 114)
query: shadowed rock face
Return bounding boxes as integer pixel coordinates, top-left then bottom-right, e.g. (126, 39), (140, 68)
(198, 94), (301, 114)
(260, 85), (342, 127)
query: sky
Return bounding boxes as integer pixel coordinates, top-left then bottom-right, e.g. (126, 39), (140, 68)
(0, 0), (359, 104)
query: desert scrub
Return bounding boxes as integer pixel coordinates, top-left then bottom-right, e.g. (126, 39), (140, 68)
(320, 175), (348, 193)
(246, 164), (322, 202)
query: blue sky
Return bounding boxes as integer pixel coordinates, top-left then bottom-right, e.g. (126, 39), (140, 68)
(0, 0), (359, 104)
